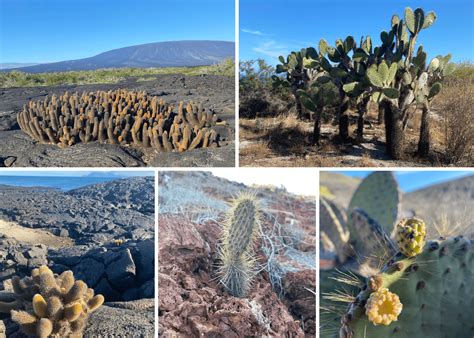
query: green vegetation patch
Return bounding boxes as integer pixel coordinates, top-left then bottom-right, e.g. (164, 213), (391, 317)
(0, 58), (234, 88)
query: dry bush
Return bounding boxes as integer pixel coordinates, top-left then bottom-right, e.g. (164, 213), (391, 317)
(239, 60), (294, 119)
(357, 152), (376, 167)
(438, 77), (474, 165)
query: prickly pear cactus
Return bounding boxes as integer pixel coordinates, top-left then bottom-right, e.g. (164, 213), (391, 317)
(4, 265), (104, 337)
(347, 209), (397, 275)
(320, 197), (349, 263)
(217, 192), (260, 297)
(340, 227), (474, 337)
(348, 172), (400, 238)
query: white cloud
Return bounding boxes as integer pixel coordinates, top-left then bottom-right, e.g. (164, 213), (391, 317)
(241, 28), (265, 36)
(252, 40), (289, 59)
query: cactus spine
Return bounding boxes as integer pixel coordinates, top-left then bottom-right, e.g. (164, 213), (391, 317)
(217, 192), (260, 297)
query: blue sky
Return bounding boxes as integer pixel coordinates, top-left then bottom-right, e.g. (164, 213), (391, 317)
(338, 171), (472, 192)
(0, 0), (234, 63)
(240, 0), (473, 65)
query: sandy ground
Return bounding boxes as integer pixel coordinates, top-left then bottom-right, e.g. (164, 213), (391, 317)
(0, 219), (73, 248)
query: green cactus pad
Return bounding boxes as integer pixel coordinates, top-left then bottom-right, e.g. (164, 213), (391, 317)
(348, 172), (400, 238)
(366, 65), (384, 88)
(340, 236), (474, 337)
(422, 11), (437, 29)
(347, 209), (397, 275)
(404, 8), (415, 33)
(382, 88), (400, 99)
(428, 82), (442, 100)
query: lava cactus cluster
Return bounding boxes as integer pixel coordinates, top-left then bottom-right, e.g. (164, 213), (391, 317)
(0, 266), (104, 337)
(17, 89), (223, 151)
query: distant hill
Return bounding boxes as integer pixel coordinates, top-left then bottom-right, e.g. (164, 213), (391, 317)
(3, 40), (235, 73)
(320, 172), (360, 207)
(84, 172), (123, 178)
(403, 175), (474, 237)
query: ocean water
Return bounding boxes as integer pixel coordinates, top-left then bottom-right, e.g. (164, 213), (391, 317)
(0, 176), (119, 191)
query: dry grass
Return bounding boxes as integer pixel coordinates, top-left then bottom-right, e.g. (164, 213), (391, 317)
(435, 77), (474, 165)
(240, 76), (474, 167)
(357, 152), (377, 167)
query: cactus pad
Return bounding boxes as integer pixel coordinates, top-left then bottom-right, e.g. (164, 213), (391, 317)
(347, 209), (397, 275)
(340, 235), (474, 337)
(17, 89), (222, 151)
(348, 172), (400, 238)
(396, 218), (426, 257)
(217, 192), (260, 297)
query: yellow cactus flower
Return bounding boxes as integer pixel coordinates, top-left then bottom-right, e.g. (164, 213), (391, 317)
(365, 288), (403, 326)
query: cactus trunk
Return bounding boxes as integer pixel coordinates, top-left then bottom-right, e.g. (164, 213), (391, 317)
(384, 101), (404, 159)
(356, 97), (370, 142)
(417, 102), (430, 156)
(312, 105), (323, 145)
(338, 93), (350, 140)
(292, 86), (307, 120)
(377, 104), (385, 124)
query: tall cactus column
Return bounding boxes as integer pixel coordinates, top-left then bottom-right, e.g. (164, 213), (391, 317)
(217, 192), (260, 297)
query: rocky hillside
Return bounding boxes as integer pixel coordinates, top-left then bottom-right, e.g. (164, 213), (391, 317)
(320, 172), (360, 207)
(0, 177), (155, 336)
(403, 175), (474, 237)
(3, 40), (234, 73)
(0, 177), (154, 244)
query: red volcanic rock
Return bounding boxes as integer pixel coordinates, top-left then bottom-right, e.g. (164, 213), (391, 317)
(282, 270), (316, 336)
(158, 215), (305, 337)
